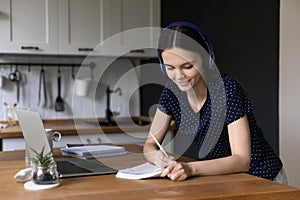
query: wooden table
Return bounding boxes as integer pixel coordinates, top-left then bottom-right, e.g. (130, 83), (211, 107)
(1, 145), (299, 200)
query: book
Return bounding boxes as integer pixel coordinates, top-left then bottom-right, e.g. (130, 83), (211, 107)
(60, 144), (127, 159)
(116, 162), (164, 180)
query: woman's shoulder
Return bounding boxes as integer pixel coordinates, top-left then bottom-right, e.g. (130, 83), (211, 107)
(217, 74), (250, 100)
(221, 74), (243, 93)
(222, 74), (239, 86)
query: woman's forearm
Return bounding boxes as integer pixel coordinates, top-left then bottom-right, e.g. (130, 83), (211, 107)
(143, 142), (159, 164)
(188, 154), (250, 177)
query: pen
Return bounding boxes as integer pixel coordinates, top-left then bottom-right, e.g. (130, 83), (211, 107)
(150, 132), (169, 158)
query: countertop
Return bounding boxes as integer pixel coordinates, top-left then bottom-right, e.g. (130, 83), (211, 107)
(0, 116), (175, 139)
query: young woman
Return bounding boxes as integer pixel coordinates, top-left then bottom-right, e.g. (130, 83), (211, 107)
(143, 21), (286, 183)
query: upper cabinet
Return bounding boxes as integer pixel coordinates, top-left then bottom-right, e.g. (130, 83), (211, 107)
(106, 0), (161, 57)
(58, 0), (111, 55)
(0, 0), (58, 54)
(0, 0), (161, 56)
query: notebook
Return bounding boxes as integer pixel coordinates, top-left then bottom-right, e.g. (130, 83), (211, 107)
(60, 145), (127, 159)
(116, 162), (164, 180)
(15, 108), (117, 178)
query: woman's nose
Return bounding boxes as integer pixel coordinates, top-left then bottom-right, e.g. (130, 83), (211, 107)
(175, 70), (185, 79)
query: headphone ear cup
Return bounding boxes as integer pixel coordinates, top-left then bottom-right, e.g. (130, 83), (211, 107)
(203, 55), (214, 69)
(203, 55), (210, 69)
(160, 63), (166, 74)
(158, 54), (167, 75)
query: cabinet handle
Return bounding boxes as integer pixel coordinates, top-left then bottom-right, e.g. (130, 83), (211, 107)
(86, 138), (92, 144)
(78, 48), (94, 52)
(21, 46), (39, 50)
(130, 49), (145, 53)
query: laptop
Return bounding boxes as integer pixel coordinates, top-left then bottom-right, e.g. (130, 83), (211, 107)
(15, 108), (117, 178)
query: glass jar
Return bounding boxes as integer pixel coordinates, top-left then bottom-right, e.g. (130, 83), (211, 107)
(32, 162), (59, 185)
(6, 106), (16, 125)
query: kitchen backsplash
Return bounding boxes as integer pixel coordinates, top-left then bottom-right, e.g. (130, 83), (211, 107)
(0, 54), (141, 120)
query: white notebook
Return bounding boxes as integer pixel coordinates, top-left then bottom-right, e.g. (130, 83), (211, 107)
(60, 145), (127, 159)
(116, 163), (164, 180)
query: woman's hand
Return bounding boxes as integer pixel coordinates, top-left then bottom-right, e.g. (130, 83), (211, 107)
(152, 150), (174, 168)
(160, 161), (193, 181)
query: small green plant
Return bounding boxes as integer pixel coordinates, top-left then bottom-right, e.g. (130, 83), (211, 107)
(31, 146), (54, 167)
(31, 146), (58, 185)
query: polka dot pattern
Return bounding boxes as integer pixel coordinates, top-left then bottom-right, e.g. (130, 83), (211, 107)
(157, 74), (282, 180)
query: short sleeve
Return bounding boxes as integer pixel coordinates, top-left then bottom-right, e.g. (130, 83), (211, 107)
(157, 85), (173, 115)
(224, 76), (254, 125)
(157, 81), (181, 116)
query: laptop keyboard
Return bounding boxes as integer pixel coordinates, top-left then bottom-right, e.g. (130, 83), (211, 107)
(56, 160), (92, 174)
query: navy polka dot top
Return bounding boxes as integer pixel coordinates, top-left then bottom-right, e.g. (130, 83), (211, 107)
(157, 74), (282, 180)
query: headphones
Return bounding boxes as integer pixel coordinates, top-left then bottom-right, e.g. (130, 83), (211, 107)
(158, 21), (215, 74)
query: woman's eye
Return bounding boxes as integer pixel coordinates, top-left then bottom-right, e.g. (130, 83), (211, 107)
(166, 66), (174, 70)
(184, 65), (193, 69)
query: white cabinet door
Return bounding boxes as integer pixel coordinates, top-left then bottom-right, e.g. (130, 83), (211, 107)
(58, 0), (160, 56)
(120, 0), (160, 31)
(96, 0), (161, 57)
(58, 0), (114, 55)
(0, 0), (58, 54)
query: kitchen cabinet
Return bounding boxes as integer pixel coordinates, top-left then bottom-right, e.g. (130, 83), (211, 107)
(0, 117), (175, 152)
(0, 0), (58, 54)
(58, 0), (112, 55)
(0, 0), (161, 56)
(2, 131), (174, 153)
(104, 0), (161, 57)
(59, 0), (161, 56)
(2, 133), (146, 151)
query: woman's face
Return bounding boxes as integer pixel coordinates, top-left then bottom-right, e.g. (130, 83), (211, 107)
(162, 47), (204, 92)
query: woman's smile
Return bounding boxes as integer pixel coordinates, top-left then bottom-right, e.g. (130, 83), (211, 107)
(176, 79), (191, 87)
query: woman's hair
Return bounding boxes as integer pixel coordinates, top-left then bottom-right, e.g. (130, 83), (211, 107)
(158, 22), (211, 58)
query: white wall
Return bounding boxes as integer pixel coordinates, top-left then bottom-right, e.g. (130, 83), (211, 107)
(279, 0), (300, 188)
(0, 55), (140, 120)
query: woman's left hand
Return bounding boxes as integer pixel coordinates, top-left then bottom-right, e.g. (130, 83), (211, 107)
(160, 161), (192, 181)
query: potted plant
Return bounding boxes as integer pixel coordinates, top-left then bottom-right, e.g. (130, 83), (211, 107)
(31, 147), (59, 185)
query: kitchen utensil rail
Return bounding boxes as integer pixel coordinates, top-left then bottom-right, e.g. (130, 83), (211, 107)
(0, 62), (95, 68)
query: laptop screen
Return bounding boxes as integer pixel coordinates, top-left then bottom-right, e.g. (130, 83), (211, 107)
(15, 109), (52, 159)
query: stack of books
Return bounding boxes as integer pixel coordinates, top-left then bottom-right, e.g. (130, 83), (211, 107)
(60, 144), (127, 159)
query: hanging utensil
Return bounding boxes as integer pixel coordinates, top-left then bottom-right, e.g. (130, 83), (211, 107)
(37, 66), (47, 106)
(8, 64), (16, 81)
(71, 65), (75, 80)
(54, 67), (64, 112)
(14, 65), (22, 103)
(0, 68), (3, 89)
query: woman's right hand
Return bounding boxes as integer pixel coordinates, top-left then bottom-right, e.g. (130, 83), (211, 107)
(152, 150), (174, 168)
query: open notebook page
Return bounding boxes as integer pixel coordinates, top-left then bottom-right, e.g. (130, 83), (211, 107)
(116, 163), (164, 180)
